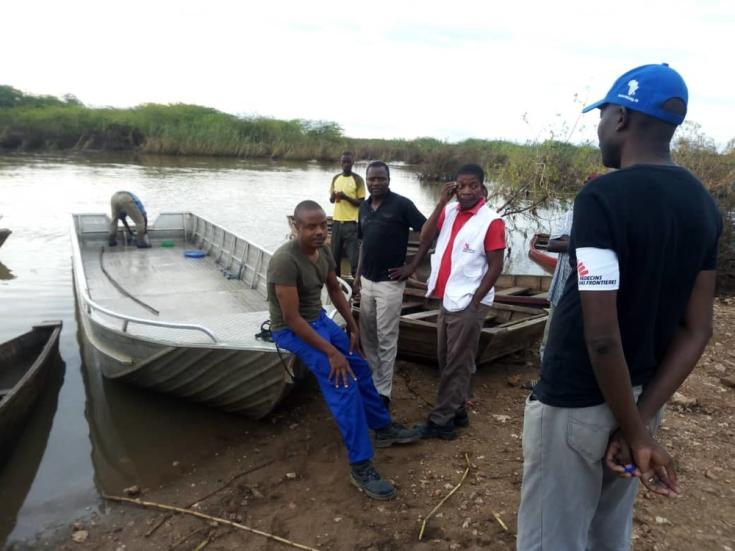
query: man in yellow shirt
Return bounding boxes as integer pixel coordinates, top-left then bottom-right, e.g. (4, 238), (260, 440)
(329, 151), (365, 277)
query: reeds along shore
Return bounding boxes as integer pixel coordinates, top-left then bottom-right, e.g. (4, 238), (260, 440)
(0, 85), (610, 189)
(1, 85), (733, 290)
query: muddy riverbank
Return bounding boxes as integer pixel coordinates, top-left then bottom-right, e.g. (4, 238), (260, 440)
(15, 298), (735, 551)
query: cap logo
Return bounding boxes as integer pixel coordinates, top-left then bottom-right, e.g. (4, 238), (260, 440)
(616, 78), (640, 104)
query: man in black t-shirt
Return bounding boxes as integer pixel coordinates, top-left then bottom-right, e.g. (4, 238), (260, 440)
(517, 64), (722, 550)
(354, 161), (429, 406)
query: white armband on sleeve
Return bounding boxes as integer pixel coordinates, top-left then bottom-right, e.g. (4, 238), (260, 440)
(576, 247), (619, 291)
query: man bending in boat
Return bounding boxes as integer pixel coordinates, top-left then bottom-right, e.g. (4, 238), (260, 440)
(267, 200), (420, 500)
(108, 191), (151, 248)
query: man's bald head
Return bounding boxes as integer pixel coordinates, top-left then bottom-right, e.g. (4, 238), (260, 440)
(293, 200), (325, 223)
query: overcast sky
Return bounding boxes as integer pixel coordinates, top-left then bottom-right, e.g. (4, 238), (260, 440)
(2, 0), (733, 146)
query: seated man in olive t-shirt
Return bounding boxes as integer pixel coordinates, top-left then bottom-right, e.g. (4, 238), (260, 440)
(266, 200), (419, 501)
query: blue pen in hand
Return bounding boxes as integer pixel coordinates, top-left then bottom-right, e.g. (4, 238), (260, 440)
(623, 464), (637, 474)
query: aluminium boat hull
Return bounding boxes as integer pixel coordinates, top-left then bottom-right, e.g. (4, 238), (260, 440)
(71, 212), (301, 419)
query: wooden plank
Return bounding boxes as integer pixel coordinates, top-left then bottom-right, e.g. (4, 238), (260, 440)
(403, 309), (441, 320)
(403, 287), (427, 297)
(495, 286), (530, 296)
(400, 300), (426, 314)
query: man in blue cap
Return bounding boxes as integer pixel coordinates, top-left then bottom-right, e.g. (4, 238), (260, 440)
(517, 64), (722, 550)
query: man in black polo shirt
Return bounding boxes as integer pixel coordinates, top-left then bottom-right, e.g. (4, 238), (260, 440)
(354, 160), (429, 407)
(517, 64), (722, 550)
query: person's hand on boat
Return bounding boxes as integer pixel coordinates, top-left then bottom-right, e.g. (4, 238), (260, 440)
(439, 182), (457, 205)
(388, 264), (414, 281)
(327, 348), (357, 388)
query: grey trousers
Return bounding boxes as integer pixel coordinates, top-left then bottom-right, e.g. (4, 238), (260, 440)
(108, 192), (146, 240)
(330, 220), (359, 276)
(429, 303), (490, 426)
(358, 277), (405, 398)
(516, 388), (662, 551)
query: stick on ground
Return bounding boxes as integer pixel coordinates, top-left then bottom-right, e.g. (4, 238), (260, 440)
(145, 458), (275, 538)
(418, 452), (471, 541)
(493, 511), (509, 531)
(103, 494), (319, 551)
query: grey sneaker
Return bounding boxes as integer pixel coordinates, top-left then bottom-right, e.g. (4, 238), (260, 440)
(350, 461), (396, 500)
(374, 422), (420, 448)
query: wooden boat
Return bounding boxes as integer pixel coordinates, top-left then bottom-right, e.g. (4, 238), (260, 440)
(0, 345), (63, 544)
(399, 303), (547, 366)
(404, 273), (550, 309)
(529, 233), (558, 274)
(354, 279), (548, 367)
(0, 228), (10, 249)
(0, 321), (62, 467)
(71, 212), (349, 419)
(494, 273), (551, 307)
(354, 298), (546, 367)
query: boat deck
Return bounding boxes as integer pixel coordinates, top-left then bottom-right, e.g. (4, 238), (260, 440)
(81, 238), (272, 348)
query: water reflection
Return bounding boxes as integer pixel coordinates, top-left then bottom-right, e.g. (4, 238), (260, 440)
(0, 357), (64, 546)
(76, 299), (256, 497)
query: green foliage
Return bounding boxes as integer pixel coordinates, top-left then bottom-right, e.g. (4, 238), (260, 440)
(674, 122), (735, 293)
(0, 85), (81, 109)
(0, 88), (350, 158)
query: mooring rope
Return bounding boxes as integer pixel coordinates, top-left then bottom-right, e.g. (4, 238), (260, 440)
(99, 246), (160, 316)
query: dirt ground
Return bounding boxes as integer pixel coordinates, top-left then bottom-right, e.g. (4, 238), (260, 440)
(17, 300), (735, 551)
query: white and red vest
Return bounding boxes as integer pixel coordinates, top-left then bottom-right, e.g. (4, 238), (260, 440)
(426, 203), (502, 312)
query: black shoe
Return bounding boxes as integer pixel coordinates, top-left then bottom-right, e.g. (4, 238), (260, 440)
(415, 420), (457, 441)
(380, 394), (391, 410)
(374, 422), (420, 448)
(108, 239), (118, 247)
(454, 408), (470, 428)
(349, 461), (396, 500)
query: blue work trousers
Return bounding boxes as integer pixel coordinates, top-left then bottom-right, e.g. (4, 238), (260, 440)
(273, 310), (391, 464)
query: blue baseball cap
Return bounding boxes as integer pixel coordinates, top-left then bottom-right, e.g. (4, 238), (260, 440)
(582, 63), (688, 125)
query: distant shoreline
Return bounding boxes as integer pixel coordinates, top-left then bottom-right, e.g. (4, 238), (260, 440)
(0, 84), (603, 189)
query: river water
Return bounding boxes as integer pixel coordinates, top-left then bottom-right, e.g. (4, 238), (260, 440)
(0, 153), (557, 546)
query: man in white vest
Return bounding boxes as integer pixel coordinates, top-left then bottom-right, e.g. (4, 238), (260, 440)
(415, 164), (506, 440)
